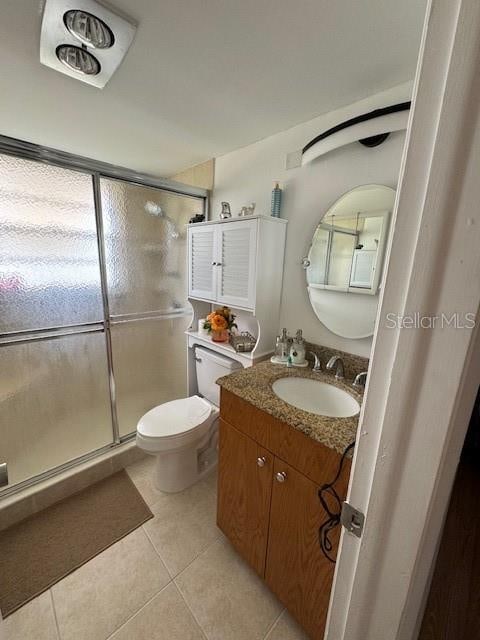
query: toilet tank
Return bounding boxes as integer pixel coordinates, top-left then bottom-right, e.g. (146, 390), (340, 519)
(194, 346), (242, 406)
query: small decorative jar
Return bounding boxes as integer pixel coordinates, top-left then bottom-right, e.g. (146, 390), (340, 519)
(211, 329), (230, 343)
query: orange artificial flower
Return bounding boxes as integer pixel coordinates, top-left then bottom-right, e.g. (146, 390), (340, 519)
(210, 314), (228, 331)
(203, 306), (237, 334)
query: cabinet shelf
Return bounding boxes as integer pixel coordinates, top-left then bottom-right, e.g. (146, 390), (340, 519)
(188, 295), (255, 313)
(185, 329), (271, 365)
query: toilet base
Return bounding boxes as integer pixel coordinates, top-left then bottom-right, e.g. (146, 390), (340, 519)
(154, 453), (217, 493)
(151, 422), (219, 493)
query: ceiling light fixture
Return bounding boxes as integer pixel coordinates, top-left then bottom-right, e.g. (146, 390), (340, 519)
(40, 0), (136, 88)
(56, 44), (101, 75)
(63, 9), (114, 49)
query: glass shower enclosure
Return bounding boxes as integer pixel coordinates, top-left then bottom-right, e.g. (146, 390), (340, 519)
(100, 179), (203, 438)
(0, 143), (206, 495)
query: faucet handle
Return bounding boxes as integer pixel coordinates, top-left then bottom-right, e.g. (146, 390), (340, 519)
(352, 371), (368, 389)
(308, 351), (322, 371)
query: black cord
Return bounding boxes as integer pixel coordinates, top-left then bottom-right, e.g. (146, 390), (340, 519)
(318, 441), (356, 563)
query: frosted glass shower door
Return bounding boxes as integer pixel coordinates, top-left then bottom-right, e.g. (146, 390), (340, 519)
(0, 331), (113, 486)
(0, 154), (114, 490)
(110, 317), (191, 435)
(0, 154), (104, 333)
(100, 178), (204, 437)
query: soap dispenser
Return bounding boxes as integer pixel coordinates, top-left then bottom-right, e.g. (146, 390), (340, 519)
(290, 329), (307, 366)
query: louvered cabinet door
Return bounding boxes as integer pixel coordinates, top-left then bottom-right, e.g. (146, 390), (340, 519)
(188, 225), (216, 301)
(216, 219), (257, 309)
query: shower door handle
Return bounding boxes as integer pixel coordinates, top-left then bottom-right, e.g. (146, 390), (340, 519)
(0, 463), (8, 488)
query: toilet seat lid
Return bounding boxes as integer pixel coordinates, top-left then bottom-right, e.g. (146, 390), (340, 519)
(137, 395), (212, 439)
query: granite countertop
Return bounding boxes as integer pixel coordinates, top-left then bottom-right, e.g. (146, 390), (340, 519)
(217, 361), (363, 455)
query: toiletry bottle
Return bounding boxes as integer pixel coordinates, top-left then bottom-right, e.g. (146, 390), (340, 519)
(271, 182), (282, 218)
(279, 327), (289, 361)
(274, 335), (284, 360)
(295, 329), (306, 364)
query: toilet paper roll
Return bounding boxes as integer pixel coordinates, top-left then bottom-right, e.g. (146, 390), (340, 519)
(198, 319), (208, 335)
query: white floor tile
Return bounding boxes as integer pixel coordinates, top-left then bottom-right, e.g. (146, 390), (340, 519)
(175, 537), (282, 640)
(52, 528), (170, 640)
(109, 583), (205, 640)
(265, 609), (309, 640)
(126, 457), (165, 507)
(3, 591), (59, 640)
(143, 472), (220, 576)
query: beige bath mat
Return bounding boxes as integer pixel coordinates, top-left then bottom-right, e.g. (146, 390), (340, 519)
(0, 469), (152, 617)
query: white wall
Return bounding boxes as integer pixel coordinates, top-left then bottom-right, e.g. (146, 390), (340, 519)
(212, 83), (411, 357)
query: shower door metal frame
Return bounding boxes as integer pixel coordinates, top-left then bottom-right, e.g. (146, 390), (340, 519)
(0, 135), (208, 199)
(0, 135), (208, 499)
(92, 173), (120, 445)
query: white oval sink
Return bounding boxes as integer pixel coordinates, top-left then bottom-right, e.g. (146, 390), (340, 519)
(272, 377), (360, 418)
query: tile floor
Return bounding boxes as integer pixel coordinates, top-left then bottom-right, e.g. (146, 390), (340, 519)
(3, 456), (309, 640)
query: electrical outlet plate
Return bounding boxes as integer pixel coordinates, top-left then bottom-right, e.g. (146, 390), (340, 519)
(40, 0), (137, 88)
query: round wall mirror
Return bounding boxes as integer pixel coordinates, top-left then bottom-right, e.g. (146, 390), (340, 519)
(304, 184), (395, 339)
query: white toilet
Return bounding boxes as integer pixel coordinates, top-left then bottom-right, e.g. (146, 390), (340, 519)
(136, 345), (242, 493)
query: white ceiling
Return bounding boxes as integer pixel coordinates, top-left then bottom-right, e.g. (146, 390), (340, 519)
(0, 0), (426, 177)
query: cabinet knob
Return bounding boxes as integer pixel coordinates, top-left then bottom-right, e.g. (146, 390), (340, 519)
(211, 261), (217, 266)
(257, 456), (267, 468)
(275, 471), (287, 483)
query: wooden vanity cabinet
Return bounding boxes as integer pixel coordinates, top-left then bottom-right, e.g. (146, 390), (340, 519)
(217, 419), (273, 577)
(217, 389), (351, 640)
(266, 458), (337, 638)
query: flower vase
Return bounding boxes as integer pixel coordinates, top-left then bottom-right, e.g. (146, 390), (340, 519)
(211, 329), (229, 343)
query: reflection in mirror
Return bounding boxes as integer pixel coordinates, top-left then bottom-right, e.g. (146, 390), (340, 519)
(305, 185), (395, 339)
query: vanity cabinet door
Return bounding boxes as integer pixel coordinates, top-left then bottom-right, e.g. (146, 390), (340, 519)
(215, 219), (257, 310)
(266, 458), (338, 639)
(217, 419), (273, 577)
(188, 225), (217, 301)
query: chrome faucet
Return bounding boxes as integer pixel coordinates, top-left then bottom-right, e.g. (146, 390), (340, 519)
(353, 371), (368, 389)
(326, 355), (345, 380)
(308, 351), (322, 372)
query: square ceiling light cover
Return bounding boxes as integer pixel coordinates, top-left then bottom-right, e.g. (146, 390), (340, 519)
(40, 0), (136, 88)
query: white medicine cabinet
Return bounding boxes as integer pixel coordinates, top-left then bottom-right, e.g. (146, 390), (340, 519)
(188, 216), (286, 312)
(186, 215), (287, 373)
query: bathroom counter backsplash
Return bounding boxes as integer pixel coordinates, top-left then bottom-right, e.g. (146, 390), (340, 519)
(216, 358), (365, 455)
